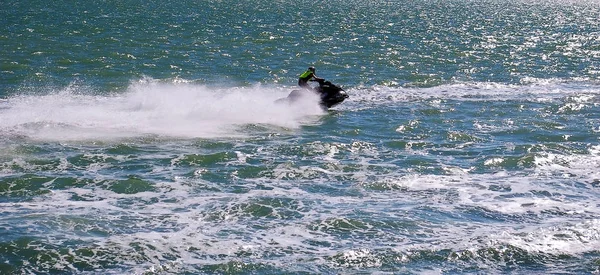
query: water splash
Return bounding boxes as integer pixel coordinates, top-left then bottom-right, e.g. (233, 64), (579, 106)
(0, 80), (325, 141)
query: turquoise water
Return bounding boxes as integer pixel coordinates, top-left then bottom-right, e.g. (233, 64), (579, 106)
(2, 0), (600, 274)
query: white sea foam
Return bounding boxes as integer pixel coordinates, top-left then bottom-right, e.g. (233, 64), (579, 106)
(3, 158), (599, 273)
(346, 80), (600, 107)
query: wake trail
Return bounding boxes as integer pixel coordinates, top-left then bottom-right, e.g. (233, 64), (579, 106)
(0, 81), (325, 141)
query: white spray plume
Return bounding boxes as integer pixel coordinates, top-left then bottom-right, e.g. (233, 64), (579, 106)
(0, 81), (325, 141)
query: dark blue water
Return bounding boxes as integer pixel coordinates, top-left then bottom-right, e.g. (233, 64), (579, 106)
(1, 0), (600, 274)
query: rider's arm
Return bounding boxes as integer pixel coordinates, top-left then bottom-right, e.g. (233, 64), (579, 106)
(310, 73), (323, 81)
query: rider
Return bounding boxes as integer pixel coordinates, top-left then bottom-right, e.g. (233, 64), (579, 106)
(298, 66), (323, 90)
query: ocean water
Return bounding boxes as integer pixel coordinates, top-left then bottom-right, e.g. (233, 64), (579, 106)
(1, 0), (600, 274)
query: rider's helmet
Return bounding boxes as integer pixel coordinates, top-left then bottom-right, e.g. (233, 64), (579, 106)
(308, 67), (315, 73)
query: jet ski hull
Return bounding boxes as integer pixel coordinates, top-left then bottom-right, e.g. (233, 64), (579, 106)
(276, 79), (349, 109)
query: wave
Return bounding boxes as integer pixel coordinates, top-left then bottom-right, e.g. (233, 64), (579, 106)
(2, 178), (598, 274)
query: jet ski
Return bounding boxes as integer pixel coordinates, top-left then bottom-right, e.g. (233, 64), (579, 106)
(275, 79), (349, 109)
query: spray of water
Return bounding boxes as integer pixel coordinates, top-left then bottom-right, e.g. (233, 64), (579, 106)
(0, 80), (325, 140)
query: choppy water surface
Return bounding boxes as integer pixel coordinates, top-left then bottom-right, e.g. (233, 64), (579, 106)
(1, 0), (600, 274)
